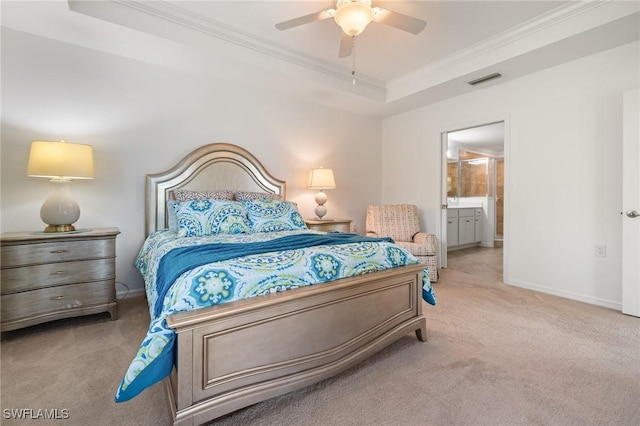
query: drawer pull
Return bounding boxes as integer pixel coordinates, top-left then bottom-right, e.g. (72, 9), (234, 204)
(50, 271), (67, 276)
(51, 295), (66, 300)
(50, 249), (69, 254)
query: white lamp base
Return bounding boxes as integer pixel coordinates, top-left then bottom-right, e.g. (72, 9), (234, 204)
(314, 190), (330, 219)
(40, 179), (80, 233)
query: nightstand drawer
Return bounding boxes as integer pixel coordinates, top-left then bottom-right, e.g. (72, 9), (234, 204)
(1, 238), (115, 267)
(1, 280), (116, 323)
(0, 258), (115, 294)
(305, 219), (352, 233)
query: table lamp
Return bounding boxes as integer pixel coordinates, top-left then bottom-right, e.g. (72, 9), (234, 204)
(27, 140), (94, 232)
(308, 167), (336, 220)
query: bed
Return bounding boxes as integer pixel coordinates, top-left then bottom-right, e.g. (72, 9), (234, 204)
(117, 143), (434, 425)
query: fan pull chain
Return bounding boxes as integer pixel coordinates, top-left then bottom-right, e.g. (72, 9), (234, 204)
(352, 36), (356, 86)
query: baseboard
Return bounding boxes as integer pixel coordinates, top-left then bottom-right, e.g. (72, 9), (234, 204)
(116, 287), (145, 300)
(507, 279), (621, 311)
(448, 242), (481, 251)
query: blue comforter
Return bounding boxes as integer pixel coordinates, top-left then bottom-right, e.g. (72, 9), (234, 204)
(154, 232), (393, 317)
(115, 230), (435, 402)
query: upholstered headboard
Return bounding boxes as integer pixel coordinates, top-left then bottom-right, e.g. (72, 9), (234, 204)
(146, 143), (286, 236)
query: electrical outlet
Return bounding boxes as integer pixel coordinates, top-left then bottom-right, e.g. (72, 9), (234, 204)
(353, 224), (358, 233)
(594, 245), (607, 257)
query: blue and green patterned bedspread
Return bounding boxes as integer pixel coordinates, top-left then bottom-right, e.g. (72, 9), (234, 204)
(115, 229), (435, 402)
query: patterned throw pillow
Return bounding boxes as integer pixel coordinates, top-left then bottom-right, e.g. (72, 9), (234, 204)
(235, 191), (282, 202)
(166, 190), (234, 232)
(243, 199), (307, 233)
(173, 189), (234, 202)
(167, 199), (180, 232)
(173, 200), (252, 237)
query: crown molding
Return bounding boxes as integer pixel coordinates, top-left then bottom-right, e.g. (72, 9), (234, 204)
(66, 0), (638, 107)
(74, 0), (386, 96)
(387, 0), (637, 101)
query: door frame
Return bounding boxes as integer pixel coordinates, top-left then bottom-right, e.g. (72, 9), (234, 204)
(439, 116), (510, 283)
(622, 88), (639, 317)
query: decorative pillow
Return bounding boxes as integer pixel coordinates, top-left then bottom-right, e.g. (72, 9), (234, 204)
(243, 199), (307, 233)
(167, 199), (179, 232)
(173, 189), (234, 202)
(235, 191), (282, 202)
(173, 200), (252, 237)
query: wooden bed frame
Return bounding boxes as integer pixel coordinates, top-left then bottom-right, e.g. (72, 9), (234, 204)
(146, 143), (427, 425)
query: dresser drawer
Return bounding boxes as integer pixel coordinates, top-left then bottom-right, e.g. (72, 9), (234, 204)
(1, 280), (116, 323)
(304, 219), (352, 233)
(0, 258), (115, 294)
(1, 238), (115, 267)
(0, 228), (120, 330)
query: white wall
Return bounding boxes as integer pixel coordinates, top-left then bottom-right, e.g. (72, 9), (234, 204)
(382, 41), (640, 309)
(1, 29), (382, 296)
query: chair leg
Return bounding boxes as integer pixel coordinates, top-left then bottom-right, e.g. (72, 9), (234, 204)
(419, 256), (438, 283)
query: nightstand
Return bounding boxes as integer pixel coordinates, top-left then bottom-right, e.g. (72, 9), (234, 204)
(0, 227), (120, 331)
(305, 219), (352, 233)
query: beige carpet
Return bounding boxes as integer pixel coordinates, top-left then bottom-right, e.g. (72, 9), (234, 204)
(1, 267), (638, 426)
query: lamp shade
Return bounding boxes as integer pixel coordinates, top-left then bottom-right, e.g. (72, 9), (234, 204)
(334, 0), (374, 36)
(27, 141), (94, 180)
(308, 168), (336, 189)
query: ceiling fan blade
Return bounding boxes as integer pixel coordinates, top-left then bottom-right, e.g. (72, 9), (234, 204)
(338, 32), (354, 58)
(373, 8), (427, 34)
(275, 9), (334, 31)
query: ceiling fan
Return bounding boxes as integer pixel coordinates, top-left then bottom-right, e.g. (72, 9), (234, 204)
(275, 0), (427, 58)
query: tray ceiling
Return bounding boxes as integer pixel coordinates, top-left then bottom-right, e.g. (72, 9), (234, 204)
(3, 1), (639, 116)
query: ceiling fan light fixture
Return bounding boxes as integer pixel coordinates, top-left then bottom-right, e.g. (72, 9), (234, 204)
(334, 0), (374, 36)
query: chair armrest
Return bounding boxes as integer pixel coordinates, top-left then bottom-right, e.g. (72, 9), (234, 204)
(414, 232), (437, 252)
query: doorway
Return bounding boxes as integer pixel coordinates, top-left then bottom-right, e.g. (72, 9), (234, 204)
(441, 121), (505, 281)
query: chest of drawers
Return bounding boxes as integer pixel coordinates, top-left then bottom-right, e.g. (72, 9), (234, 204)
(0, 228), (120, 331)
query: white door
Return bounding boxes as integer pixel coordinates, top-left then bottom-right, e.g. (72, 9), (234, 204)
(622, 88), (640, 317)
(441, 133), (449, 268)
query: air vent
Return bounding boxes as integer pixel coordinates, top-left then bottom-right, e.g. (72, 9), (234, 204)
(467, 73), (502, 86)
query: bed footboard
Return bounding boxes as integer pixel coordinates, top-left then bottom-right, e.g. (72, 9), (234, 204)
(164, 264), (427, 426)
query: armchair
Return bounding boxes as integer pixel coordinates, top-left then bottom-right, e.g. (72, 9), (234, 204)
(366, 204), (438, 282)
